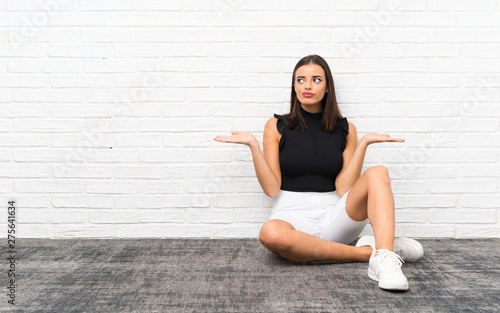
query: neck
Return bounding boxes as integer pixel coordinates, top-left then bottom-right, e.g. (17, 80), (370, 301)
(300, 104), (323, 113)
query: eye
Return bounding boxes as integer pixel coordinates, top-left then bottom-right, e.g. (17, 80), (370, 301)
(296, 78), (304, 83)
(314, 78), (322, 83)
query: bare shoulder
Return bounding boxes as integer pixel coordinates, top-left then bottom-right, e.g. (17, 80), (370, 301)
(264, 117), (280, 141)
(347, 121), (356, 133)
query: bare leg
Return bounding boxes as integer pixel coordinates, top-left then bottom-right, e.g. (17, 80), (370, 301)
(259, 219), (372, 263)
(344, 165), (395, 251)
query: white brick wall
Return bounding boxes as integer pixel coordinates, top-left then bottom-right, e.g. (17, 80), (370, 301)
(1, 0), (500, 239)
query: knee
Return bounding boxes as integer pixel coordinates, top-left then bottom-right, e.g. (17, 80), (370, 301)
(365, 165), (391, 184)
(259, 221), (292, 252)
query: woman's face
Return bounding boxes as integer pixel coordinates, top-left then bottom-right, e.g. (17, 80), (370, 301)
(294, 63), (328, 109)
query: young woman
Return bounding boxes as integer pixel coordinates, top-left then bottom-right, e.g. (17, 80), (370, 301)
(214, 55), (423, 291)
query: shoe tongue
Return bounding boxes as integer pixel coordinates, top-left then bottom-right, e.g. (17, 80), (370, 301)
(375, 249), (392, 254)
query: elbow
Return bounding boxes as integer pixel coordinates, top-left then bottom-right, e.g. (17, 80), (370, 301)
(336, 190), (346, 198)
(265, 187), (281, 198)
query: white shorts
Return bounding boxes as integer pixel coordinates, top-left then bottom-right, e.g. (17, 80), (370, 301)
(268, 188), (368, 245)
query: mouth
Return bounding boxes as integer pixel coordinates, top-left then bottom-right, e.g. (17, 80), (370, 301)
(302, 93), (315, 98)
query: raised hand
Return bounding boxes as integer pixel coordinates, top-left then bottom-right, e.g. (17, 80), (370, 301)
(361, 133), (405, 146)
(213, 131), (258, 147)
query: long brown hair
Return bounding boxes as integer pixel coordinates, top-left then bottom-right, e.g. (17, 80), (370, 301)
(283, 54), (343, 132)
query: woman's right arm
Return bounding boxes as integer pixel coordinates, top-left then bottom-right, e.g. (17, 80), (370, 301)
(248, 118), (282, 197)
(213, 117), (282, 197)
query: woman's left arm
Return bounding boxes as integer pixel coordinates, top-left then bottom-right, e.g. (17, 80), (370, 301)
(335, 122), (405, 197)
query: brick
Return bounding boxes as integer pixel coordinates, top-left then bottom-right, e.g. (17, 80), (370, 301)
(163, 132), (211, 147)
(381, 58), (427, 72)
(7, 195), (50, 208)
(455, 225), (500, 238)
(165, 164), (211, 178)
(163, 224), (211, 238)
(187, 178), (235, 194)
(461, 164), (500, 177)
(458, 196), (500, 209)
(87, 149), (138, 163)
(14, 180), (81, 193)
(331, 0), (377, 10)
(428, 209), (496, 224)
(48, 44), (112, 57)
(88, 209), (138, 224)
(112, 12), (206, 27)
(116, 103), (162, 117)
(52, 195), (113, 209)
(20, 209), (87, 223)
(405, 195), (457, 208)
(50, 104), (112, 118)
(458, 13), (500, 26)
(115, 224), (164, 238)
(115, 166), (162, 179)
(214, 194), (260, 208)
(0, 180), (13, 193)
(428, 179), (497, 194)
(0, 134), (50, 147)
(6, 0), (78, 11)
(358, 104), (404, 117)
(395, 209), (427, 223)
(164, 194), (210, 208)
(135, 0), (181, 11)
(211, 224), (260, 238)
(428, 0), (495, 11)
(185, 149), (233, 163)
(0, 74), (48, 87)
(138, 149), (185, 163)
(429, 118), (498, 132)
(138, 118), (186, 132)
(52, 165), (113, 178)
(55, 225), (115, 238)
(85, 181), (136, 194)
(50, 74), (113, 88)
(402, 224), (455, 237)
(13, 89), (82, 103)
(0, 43), (46, 56)
(17, 224), (54, 238)
(234, 208), (272, 223)
(186, 209), (233, 224)
(86, 118), (138, 133)
(13, 148), (84, 162)
(137, 181), (184, 194)
(51, 133), (114, 148)
(115, 134), (162, 147)
(115, 195), (162, 209)
(406, 44), (461, 57)
(138, 208), (185, 223)
(80, 0), (133, 11)
(0, 164), (49, 178)
(14, 119), (83, 132)
(84, 59), (136, 73)
(0, 104), (48, 117)
(337, 89), (381, 103)
(0, 119), (11, 132)
(8, 59), (81, 73)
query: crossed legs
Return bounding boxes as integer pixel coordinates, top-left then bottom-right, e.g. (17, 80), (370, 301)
(259, 165), (395, 263)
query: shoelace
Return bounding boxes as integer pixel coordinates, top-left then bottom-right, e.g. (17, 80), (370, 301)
(375, 250), (405, 273)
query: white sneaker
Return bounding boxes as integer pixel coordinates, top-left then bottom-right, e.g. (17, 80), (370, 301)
(368, 249), (409, 291)
(355, 236), (424, 263)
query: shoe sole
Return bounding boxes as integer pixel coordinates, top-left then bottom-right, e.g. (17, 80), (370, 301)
(395, 238), (424, 262)
(368, 268), (409, 291)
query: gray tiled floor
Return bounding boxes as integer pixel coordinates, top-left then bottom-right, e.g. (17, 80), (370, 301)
(3, 238), (500, 312)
